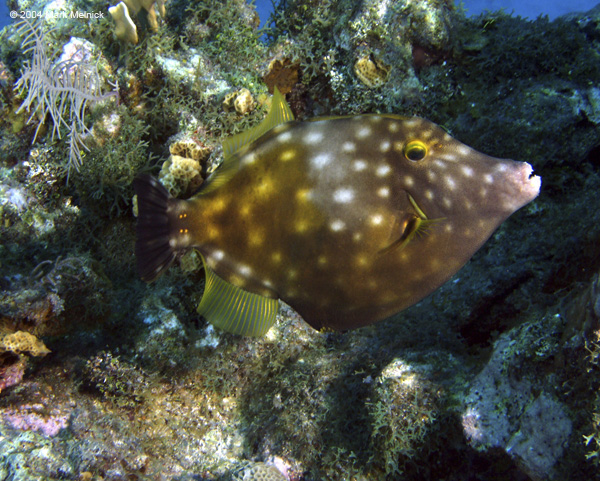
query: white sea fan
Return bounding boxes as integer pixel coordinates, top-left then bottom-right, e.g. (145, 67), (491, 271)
(13, 18), (119, 179)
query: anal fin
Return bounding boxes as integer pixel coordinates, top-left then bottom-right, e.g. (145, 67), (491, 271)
(197, 257), (279, 336)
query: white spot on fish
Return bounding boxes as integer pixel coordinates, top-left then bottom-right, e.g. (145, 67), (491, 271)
(404, 176), (415, 187)
(353, 232), (363, 242)
(380, 140), (391, 152)
(445, 176), (457, 190)
(356, 126), (371, 139)
(425, 190), (434, 200)
(422, 130), (433, 139)
(440, 154), (456, 161)
(427, 171), (437, 182)
(277, 131), (292, 143)
(311, 153), (331, 169)
(243, 153), (258, 165)
(377, 186), (390, 198)
(342, 141), (356, 153)
(213, 250), (225, 261)
(353, 160), (368, 171)
(443, 197), (452, 208)
(304, 131), (324, 144)
(483, 174), (494, 184)
(370, 214), (384, 225)
(376, 164), (391, 177)
(457, 145), (470, 156)
(388, 122), (400, 133)
(405, 119), (419, 128)
(433, 159), (447, 169)
(330, 219), (346, 231)
(239, 265), (252, 276)
(333, 188), (355, 203)
(461, 165), (474, 177)
(444, 223), (453, 233)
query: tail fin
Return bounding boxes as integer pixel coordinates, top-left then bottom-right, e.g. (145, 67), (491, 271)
(133, 175), (176, 282)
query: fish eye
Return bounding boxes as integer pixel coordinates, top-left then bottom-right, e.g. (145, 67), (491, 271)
(404, 141), (427, 162)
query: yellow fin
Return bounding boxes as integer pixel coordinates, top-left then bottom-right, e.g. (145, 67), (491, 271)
(200, 88), (294, 196)
(222, 87), (294, 160)
(197, 256), (279, 336)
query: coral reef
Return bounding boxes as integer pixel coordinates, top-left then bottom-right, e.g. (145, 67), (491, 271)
(368, 359), (443, 476)
(462, 317), (572, 480)
(0, 0), (599, 479)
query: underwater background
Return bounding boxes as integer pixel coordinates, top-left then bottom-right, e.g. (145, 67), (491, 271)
(0, 0), (600, 480)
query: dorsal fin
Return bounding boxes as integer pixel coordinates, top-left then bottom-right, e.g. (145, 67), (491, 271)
(222, 87), (294, 159)
(197, 255), (279, 336)
(200, 87), (294, 195)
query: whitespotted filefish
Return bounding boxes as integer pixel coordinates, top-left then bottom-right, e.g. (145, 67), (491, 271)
(134, 89), (541, 335)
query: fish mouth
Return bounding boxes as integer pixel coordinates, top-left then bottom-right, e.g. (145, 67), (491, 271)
(519, 161), (542, 202)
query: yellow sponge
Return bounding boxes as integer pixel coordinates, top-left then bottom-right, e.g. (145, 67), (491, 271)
(0, 331), (51, 357)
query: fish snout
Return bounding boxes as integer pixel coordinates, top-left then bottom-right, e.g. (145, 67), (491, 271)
(496, 160), (541, 213)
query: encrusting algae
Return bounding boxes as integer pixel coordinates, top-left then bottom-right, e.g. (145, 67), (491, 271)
(134, 88), (541, 336)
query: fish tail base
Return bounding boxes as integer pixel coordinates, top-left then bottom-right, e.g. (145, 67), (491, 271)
(133, 174), (176, 282)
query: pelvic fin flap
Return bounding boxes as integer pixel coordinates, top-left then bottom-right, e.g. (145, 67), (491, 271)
(197, 257), (279, 336)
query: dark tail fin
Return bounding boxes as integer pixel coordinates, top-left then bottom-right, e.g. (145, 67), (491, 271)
(133, 175), (176, 282)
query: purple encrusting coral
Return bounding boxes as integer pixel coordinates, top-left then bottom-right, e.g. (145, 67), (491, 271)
(3, 404), (69, 437)
(0, 356), (26, 391)
(0, 0), (600, 479)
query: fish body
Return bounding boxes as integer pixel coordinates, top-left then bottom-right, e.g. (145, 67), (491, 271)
(134, 91), (541, 335)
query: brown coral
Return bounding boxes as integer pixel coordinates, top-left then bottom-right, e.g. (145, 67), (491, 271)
(354, 54), (390, 88)
(169, 138), (211, 161)
(263, 58), (300, 95)
(123, 0), (165, 32)
(156, 138), (212, 197)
